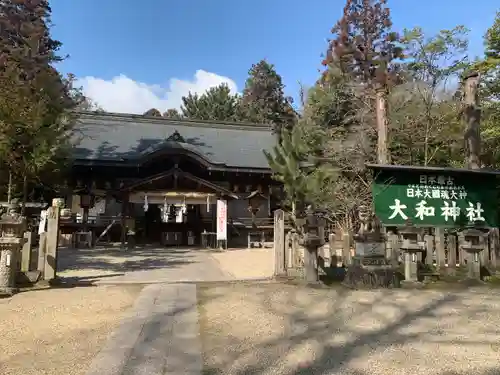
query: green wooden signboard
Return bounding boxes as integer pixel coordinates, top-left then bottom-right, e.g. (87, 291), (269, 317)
(372, 167), (499, 228)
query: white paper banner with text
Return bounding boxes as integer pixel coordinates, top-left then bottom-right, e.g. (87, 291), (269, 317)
(216, 200), (227, 240)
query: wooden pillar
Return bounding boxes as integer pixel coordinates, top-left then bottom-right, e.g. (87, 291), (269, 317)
(44, 206), (60, 281)
(120, 193), (129, 247)
(273, 209), (286, 277)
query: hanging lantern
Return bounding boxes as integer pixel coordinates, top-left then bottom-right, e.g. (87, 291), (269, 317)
(143, 194), (149, 212)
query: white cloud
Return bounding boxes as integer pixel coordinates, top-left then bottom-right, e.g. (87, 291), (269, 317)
(77, 70), (238, 114)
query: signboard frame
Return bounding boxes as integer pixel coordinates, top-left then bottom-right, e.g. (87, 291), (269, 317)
(369, 164), (499, 228)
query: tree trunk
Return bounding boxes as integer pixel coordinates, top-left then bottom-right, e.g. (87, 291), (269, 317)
(7, 171), (12, 203)
(304, 246), (319, 283)
(463, 72), (481, 169)
(375, 88), (390, 164)
(21, 174), (28, 215)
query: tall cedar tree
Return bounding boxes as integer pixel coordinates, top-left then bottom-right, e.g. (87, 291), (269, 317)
(0, 0), (81, 203)
(240, 60), (296, 133)
(322, 0), (404, 89)
(180, 83), (239, 121)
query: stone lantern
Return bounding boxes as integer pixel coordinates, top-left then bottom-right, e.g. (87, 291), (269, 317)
(460, 226), (488, 280)
(298, 205), (326, 283)
(0, 201), (27, 296)
(399, 223), (425, 284)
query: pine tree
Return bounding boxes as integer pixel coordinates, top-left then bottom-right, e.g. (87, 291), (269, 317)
(240, 60), (297, 133)
(181, 83), (239, 121)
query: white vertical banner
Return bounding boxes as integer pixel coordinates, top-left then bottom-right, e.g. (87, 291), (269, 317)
(216, 199), (227, 240)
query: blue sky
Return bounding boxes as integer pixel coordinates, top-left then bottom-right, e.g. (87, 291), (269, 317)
(50, 0), (499, 113)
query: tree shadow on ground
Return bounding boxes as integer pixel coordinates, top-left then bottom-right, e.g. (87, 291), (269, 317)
(198, 282), (500, 375)
(56, 246), (197, 275)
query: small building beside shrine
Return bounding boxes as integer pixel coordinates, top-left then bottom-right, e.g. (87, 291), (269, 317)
(62, 111), (281, 247)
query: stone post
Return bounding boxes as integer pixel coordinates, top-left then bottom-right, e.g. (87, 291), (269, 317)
(43, 204), (61, 281)
(21, 231), (34, 272)
(37, 232), (47, 275)
(435, 228), (446, 268)
(273, 209), (286, 277)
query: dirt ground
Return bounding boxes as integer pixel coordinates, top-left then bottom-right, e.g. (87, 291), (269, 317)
(209, 248), (274, 279)
(0, 285), (142, 375)
(198, 282), (500, 375)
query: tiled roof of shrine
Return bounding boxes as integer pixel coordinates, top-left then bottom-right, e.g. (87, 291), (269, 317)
(71, 111), (276, 171)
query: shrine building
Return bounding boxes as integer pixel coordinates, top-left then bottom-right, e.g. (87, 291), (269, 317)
(62, 111), (280, 248)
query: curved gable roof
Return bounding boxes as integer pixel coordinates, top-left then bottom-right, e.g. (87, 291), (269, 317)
(71, 111), (276, 170)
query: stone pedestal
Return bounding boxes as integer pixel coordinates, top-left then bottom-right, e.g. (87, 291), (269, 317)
(0, 205), (27, 296)
(344, 231), (399, 288)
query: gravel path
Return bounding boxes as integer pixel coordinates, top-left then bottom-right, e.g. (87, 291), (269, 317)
(0, 285), (142, 375)
(198, 283), (500, 375)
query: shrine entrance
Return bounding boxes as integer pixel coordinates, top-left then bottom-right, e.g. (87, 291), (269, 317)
(123, 167), (238, 247)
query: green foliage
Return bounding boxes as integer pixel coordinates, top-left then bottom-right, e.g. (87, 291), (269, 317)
(479, 12), (500, 100)
(163, 108), (182, 119)
(264, 125), (336, 217)
(181, 83), (240, 121)
(402, 26), (470, 84)
(304, 68), (357, 130)
(0, 0), (81, 201)
(389, 27), (469, 167)
(240, 60), (297, 132)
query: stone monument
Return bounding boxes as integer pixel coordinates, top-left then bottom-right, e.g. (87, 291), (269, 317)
(343, 206), (400, 288)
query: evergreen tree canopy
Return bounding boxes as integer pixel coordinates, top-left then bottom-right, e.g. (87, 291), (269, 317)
(163, 108), (182, 119)
(240, 60), (297, 132)
(181, 83), (239, 121)
(0, 0), (82, 200)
